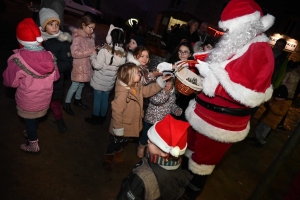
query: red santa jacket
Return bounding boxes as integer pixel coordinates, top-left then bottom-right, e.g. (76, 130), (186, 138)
(186, 34), (274, 143)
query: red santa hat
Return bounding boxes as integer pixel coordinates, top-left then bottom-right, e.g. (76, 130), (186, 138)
(218, 0), (274, 32)
(147, 115), (190, 157)
(16, 18), (43, 47)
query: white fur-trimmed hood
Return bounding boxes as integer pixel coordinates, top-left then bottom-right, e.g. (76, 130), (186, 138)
(126, 52), (140, 66)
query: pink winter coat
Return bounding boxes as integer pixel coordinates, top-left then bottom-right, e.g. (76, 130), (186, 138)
(70, 27), (95, 82)
(3, 49), (59, 116)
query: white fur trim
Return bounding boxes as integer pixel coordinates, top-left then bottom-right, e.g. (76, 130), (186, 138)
(170, 146), (180, 157)
(189, 157), (215, 175)
(219, 11), (261, 31)
(126, 52), (140, 66)
(185, 100), (249, 143)
(36, 36), (43, 43)
(58, 32), (72, 42)
(17, 39), (40, 46)
(156, 77), (166, 88)
(202, 35), (272, 107)
(113, 127), (124, 136)
(261, 14), (275, 31)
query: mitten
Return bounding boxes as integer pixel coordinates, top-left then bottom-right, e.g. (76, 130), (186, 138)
(196, 60), (210, 77)
(157, 62), (173, 72)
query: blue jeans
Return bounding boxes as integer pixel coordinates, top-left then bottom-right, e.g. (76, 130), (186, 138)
(139, 121), (153, 145)
(65, 81), (85, 103)
(93, 89), (109, 117)
(24, 118), (39, 141)
(255, 121), (272, 144)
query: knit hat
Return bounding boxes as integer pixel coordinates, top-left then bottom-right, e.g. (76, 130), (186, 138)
(274, 85), (288, 99)
(130, 35), (145, 46)
(218, 0), (274, 32)
(147, 115), (190, 157)
(106, 24), (123, 44)
(16, 18), (43, 47)
(39, 8), (60, 30)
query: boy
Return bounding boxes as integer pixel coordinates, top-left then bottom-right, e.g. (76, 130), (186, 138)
(116, 115), (192, 199)
(250, 85), (292, 147)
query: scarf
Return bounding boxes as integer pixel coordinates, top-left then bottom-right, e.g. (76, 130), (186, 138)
(23, 45), (44, 51)
(40, 27), (62, 40)
(146, 153), (182, 170)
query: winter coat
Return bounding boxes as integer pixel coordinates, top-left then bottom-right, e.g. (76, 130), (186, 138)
(281, 68), (300, 99)
(117, 157), (192, 200)
(126, 52), (156, 85)
(261, 98), (292, 129)
(109, 78), (165, 137)
(272, 51), (289, 89)
(3, 49), (59, 118)
(90, 44), (126, 91)
(70, 27), (95, 82)
(144, 88), (182, 124)
(42, 32), (73, 100)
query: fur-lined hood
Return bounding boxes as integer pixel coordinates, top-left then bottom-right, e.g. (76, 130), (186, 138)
(102, 43), (126, 58)
(69, 26), (95, 39)
(126, 51), (140, 65)
(58, 32), (72, 43)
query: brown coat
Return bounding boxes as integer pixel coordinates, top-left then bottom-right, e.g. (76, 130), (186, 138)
(70, 27), (95, 82)
(109, 78), (165, 137)
(261, 98), (292, 129)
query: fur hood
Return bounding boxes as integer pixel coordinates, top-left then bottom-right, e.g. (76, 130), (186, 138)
(126, 51), (140, 65)
(102, 43), (127, 58)
(69, 26), (95, 39)
(58, 32), (72, 43)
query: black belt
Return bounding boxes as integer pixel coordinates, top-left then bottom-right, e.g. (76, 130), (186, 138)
(195, 96), (258, 116)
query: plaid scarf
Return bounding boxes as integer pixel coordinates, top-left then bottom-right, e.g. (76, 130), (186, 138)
(146, 153), (182, 168)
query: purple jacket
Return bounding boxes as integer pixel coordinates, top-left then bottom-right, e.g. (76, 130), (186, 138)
(3, 49), (60, 112)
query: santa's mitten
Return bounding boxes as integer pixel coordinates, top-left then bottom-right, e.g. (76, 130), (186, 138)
(157, 62), (173, 72)
(196, 60), (210, 77)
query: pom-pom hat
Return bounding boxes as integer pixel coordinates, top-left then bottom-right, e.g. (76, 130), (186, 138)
(147, 115), (190, 157)
(218, 0), (274, 32)
(39, 8), (60, 30)
(16, 18), (43, 47)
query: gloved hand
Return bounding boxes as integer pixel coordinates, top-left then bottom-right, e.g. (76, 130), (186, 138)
(195, 60), (210, 77)
(157, 62), (173, 72)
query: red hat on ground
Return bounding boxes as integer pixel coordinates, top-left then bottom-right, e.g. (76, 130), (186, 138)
(147, 115), (190, 157)
(218, 0), (274, 32)
(16, 18), (43, 47)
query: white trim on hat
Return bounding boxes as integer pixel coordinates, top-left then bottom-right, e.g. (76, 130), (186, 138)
(17, 39), (41, 46)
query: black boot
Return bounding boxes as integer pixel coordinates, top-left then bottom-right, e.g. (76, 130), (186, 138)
(63, 103), (75, 115)
(182, 174), (208, 200)
(85, 115), (101, 125)
(74, 99), (88, 109)
(56, 119), (67, 133)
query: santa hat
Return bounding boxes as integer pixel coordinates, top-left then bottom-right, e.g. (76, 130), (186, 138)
(218, 0), (274, 32)
(106, 24), (123, 44)
(16, 18), (43, 47)
(39, 8), (60, 30)
(147, 115), (190, 157)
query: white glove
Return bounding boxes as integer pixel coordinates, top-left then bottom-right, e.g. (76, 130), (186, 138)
(195, 59), (210, 77)
(157, 62), (173, 72)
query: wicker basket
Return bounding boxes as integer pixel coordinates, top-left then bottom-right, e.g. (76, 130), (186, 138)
(175, 67), (203, 96)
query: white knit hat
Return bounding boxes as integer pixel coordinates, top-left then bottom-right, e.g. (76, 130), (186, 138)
(16, 18), (43, 47)
(39, 8), (60, 30)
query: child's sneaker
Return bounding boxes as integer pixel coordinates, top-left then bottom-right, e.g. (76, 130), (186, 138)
(20, 139), (40, 154)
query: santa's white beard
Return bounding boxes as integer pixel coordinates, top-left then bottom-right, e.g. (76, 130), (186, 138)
(207, 20), (265, 63)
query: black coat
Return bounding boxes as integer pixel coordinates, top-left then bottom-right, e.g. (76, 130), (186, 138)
(43, 36), (73, 100)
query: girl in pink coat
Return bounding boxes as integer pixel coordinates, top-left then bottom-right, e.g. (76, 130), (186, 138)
(2, 18), (60, 154)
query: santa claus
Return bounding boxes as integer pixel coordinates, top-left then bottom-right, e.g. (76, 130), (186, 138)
(158, 0), (275, 199)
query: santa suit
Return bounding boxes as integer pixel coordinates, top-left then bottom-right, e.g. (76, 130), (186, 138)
(185, 34), (274, 175)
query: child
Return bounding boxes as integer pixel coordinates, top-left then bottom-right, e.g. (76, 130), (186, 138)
(249, 85), (292, 147)
(127, 34), (145, 53)
(127, 46), (162, 86)
(2, 18), (59, 153)
(85, 24), (126, 125)
(39, 8), (73, 132)
(63, 15), (96, 115)
(137, 77), (182, 158)
(103, 62), (169, 171)
(117, 114), (193, 199)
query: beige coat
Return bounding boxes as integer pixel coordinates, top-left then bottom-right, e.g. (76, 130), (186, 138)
(109, 77), (165, 137)
(70, 27), (95, 82)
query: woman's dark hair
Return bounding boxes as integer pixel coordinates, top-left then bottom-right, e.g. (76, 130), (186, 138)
(168, 41), (194, 63)
(77, 15), (95, 29)
(109, 29), (125, 65)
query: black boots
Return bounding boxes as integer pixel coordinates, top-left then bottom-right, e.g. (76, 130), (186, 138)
(74, 99), (88, 109)
(181, 174), (208, 200)
(63, 103), (75, 115)
(56, 119), (67, 133)
(85, 115), (104, 125)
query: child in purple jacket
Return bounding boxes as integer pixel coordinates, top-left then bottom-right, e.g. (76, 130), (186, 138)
(2, 18), (60, 154)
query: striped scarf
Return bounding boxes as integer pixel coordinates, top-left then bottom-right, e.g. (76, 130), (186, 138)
(146, 153), (182, 169)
